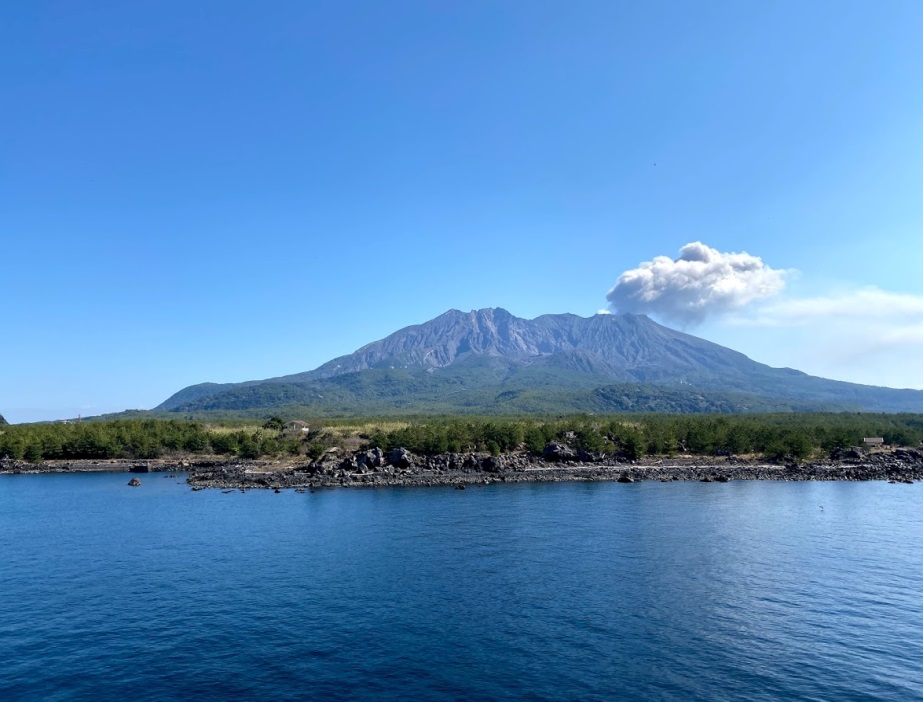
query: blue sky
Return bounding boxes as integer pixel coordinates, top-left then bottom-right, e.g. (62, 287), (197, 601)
(4, 1), (923, 423)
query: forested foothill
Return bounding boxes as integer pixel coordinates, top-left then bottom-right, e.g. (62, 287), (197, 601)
(2, 413), (922, 464)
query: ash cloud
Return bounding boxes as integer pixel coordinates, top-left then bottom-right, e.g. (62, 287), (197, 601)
(606, 242), (787, 326)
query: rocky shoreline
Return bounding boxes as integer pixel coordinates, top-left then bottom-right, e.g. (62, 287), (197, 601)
(5, 446), (920, 489)
(0, 458), (195, 475)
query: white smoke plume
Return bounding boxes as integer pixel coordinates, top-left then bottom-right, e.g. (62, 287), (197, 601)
(606, 242), (787, 326)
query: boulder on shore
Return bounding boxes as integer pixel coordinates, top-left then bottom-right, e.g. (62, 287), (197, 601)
(543, 442), (576, 462)
(388, 447), (415, 469)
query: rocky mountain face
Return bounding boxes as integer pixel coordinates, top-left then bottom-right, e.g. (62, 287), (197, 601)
(156, 308), (923, 414)
(0, 412), (7, 426)
(280, 308), (751, 382)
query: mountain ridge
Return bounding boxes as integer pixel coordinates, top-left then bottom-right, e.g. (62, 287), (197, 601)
(156, 308), (923, 414)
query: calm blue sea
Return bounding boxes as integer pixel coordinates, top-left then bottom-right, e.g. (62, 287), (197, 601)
(1, 473), (921, 701)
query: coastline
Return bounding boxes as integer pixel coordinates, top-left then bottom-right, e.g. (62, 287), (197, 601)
(3, 447), (921, 489)
(0, 458), (195, 475)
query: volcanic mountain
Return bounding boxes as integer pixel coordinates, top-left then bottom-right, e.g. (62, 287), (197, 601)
(156, 308), (923, 415)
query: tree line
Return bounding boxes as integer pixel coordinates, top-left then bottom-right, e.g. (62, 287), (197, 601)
(1, 413), (921, 463)
(0, 419), (310, 462)
(366, 413), (923, 460)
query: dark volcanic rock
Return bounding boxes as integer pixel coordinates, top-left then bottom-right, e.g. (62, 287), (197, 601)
(831, 447), (866, 461)
(543, 442), (576, 462)
(356, 448), (384, 470)
(388, 448), (415, 469)
(127, 477), (141, 487)
(175, 447), (923, 492)
(480, 456), (503, 473)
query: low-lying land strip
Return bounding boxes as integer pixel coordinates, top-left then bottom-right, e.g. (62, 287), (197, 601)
(2, 414), (922, 488)
(3, 446), (920, 488)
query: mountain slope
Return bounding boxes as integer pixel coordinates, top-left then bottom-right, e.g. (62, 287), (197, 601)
(156, 308), (923, 414)
(279, 308), (758, 382)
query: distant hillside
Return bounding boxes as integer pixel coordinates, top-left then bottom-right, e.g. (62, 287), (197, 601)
(156, 377), (822, 417)
(0, 412), (7, 426)
(156, 308), (923, 415)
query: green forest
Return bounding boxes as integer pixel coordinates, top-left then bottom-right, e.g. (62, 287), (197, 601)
(2, 413), (922, 464)
(366, 413), (923, 460)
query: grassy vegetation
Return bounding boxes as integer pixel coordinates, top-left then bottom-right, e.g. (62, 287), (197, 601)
(151, 374), (859, 418)
(2, 413), (922, 464)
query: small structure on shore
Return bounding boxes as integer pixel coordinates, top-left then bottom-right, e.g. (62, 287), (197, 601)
(284, 420), (311, 434)
(863, 437), (885, 447)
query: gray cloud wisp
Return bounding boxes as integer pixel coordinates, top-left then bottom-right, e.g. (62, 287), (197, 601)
(606, 242), (787, 326)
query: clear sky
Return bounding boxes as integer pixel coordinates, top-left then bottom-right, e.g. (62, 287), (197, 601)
(4, 1), (923, 423)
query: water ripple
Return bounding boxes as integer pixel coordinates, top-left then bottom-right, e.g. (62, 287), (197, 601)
(1, 475), (921, 700)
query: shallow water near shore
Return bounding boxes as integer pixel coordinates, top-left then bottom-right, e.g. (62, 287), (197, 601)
(1, 473), (921, 701)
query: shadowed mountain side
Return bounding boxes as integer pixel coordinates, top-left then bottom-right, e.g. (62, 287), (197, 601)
(0, 412), (7, 425)
(156, 308), (923, 414)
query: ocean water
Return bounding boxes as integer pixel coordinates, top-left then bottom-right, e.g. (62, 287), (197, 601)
(1, 474), (921, 701)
